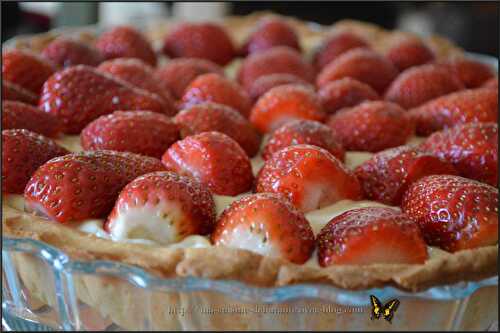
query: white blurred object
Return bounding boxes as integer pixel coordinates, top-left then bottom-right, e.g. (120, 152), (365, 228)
(19, 2), (61, 18)
(396, 10), (435, 36)
(172, 2), (230, 22)
(99, 2), (170, 27)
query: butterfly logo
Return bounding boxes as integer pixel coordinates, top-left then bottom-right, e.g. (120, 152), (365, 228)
(370, 295), (400, 323)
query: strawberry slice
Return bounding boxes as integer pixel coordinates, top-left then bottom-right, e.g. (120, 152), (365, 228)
(2, 80), (38, 105)
(317, 207), (428, 266)
(105, 171), (216, 244)
(312, 31), (370, 71)
(441, 57), (495, 88)
(81, 111), (180, 158)
(162, 131), (253, 196)
(250, 84), (326, 133)
(409, 88), (498, 136)
(326, 101), (414, 152)
(96, 25), (157, 66)
(262, 119), (345, 162)
(316, 48), (398, 94)
(154, 58), (223, 100)
(173, 102), (261, 157)
(354, 145), (457, 205)
(256, 144), (362, 212)
(482, 77), (498, 90)
(318, 77), (379, 114)
(402, 175), (498, 252)
(39, 65), (173, 134)
(41, 37), (103, 67)
(212, 193), (315, 264)
(162, 22), (235, 66)
(385, 37), (435, 71)
(2, 129), (69, 194)
(24, 150), (166, 223)
(2, 101), (62, 137)
(181, 73), (252, 117)
(2, 49), (57, 94)
(240, 17), (301, 55)
(384, 64), (464, 109)
(247, 73), (312, 102)
(420, 122), (498, 187)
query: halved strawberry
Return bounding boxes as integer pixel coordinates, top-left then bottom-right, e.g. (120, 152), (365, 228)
(181, 73), (252, 117)
(95, 25), (157, 66)
(385, 37), (435, 71)
(317, 207), (428, 266)
(402, 175), (498, 252)
(326, 101), (414, 152)
(316, 48), (398, 94)
(2, 100), (62, 137)
(482, 77), (498, 90)
(105, 171), (216, 244)
(212, 193), (315, 264)
(441, 57), (495, 88)
(240, 17), (300, 55)
(312, 31), (370, 71)
(420, 122), (498, 187)
(354, 145), (457, 205)
(39, 65), (173, 134)
(237, 46), (315, 91)
(2, 80), (38, 105)
(162, 22), (235, 66)
(154, 58), (223, 99)
(250, 84), (326, 133)
(162, 131), (253, 196)
(2, 129), (69, 194)
(24, 150), (166, 223)
(247, 73), (312, 102)
(173, 102), (261, 157)
(262, 119), (345, 161)
(41, 37), (104, 67)
(318, 77), (379, 114)
(81, 111), (180, 158)
(256, 144), (362, 212)
(2, 49), (57, 94)
(409, 88), (498, 136)
(384, 63), (464, 108)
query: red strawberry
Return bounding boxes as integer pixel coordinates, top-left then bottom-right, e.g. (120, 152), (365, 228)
(154, 58), (223, 99)
(317, 207), (428, 266)
(2, 49), (56, 94)
(385, 64), (464, 109)
(2, 129), (68, 194)
(97, 58), (176, 107)
(402, 175), (498, 252)
(2, 100), (62, 137)
(212, 193), (315, 264)
(326, 101), (415, 152)
(482, 77), (498, 90)
(385, 38), (435, 71)
(162, 23), (235, 66)
(256, 144), (362, 212)
(250, 84), (326, 133)
(262, 119), (345, 161)
(354, 145), (457, 205)
(41, 37), (104, 67)
(441, 57), (495, 88)
(247, 73), (312, 102)
(24, 150), (166, 223)
(312, 31), (370, 71)
(162, 131), (253, 196)
(420, 122), (498, 187)
(181, 73), (252, 117)
(409, 88), (498, 136)
(173, 102), (261, 157)
(2, 80), (38, 105)
(240, 17), (300, 55)
(95, 25), (157, 66)
(105, 171), (216, 244)
(316, 48), (398, 94)
(81, 111), (180, 158)
(39, 65), (173, 134)
(318, 77), (379, 114)
(237, 46), (315, 91)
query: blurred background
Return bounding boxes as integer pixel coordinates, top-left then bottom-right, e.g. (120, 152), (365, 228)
(2, 2), (498, 56)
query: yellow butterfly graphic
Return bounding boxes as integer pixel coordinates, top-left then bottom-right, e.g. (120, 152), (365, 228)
(370, 295), (400, 323)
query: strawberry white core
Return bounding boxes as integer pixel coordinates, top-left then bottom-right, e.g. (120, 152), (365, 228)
(218, 225), (279, 258)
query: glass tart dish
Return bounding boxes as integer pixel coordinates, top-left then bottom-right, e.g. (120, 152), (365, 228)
(2, 11), (498, 331)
